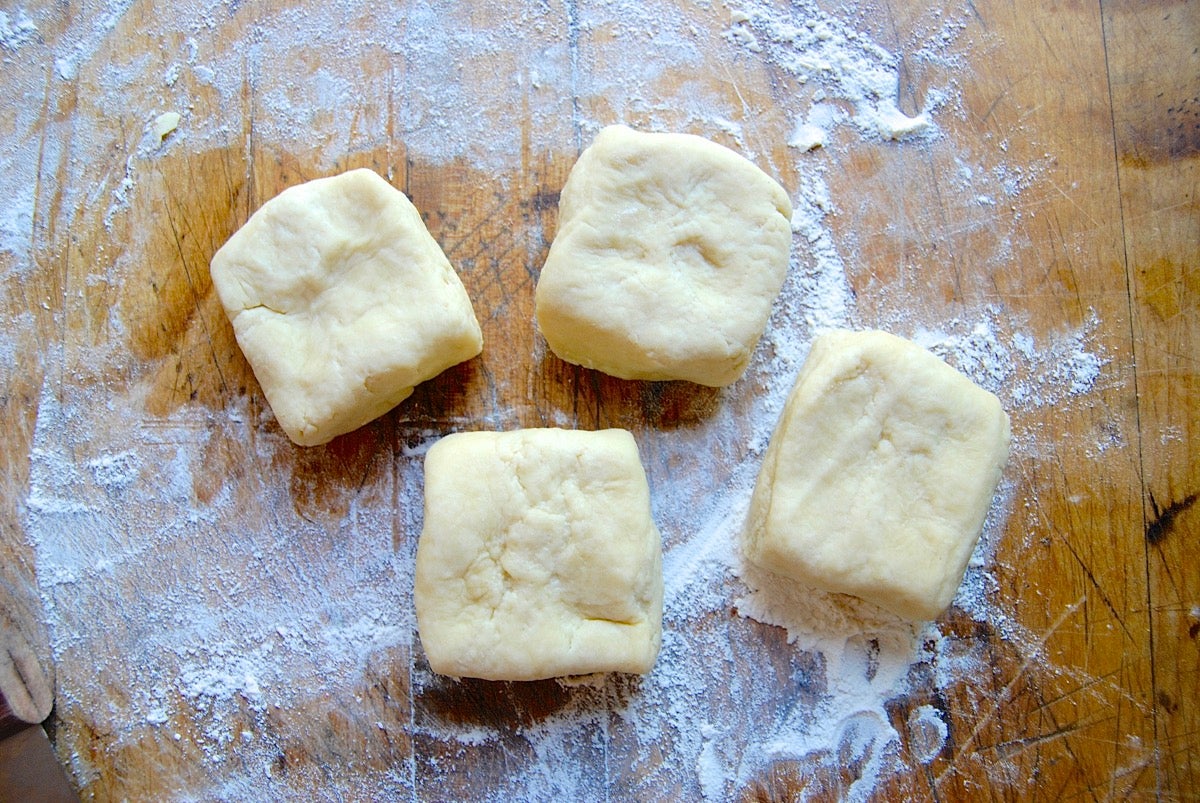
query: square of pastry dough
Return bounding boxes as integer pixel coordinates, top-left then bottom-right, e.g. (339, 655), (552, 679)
(535, 125), (794, 387)
(414, 428), (663, 680)
(210, 168), (482, 446)
(744, 330), (1010, 620)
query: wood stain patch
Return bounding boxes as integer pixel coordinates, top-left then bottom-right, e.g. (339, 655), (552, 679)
(1145, 491), (1199, 545)
(120, 146), (252, 416)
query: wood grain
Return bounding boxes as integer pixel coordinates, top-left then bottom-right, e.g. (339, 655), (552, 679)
(1105, 1), (1200, 796)
(0, 0), (1196, 799)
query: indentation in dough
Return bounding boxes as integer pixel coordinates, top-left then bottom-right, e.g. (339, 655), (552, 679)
(535, 125), (793, 387)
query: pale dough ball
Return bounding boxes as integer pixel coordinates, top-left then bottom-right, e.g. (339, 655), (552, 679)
(414, 428), (663, 680)
(744, 330), (1011, 620)
(210, 168), (483, 446)
(535, 125), (793, 387)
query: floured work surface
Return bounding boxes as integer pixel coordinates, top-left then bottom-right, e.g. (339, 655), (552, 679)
(1, 0), (1197, 800)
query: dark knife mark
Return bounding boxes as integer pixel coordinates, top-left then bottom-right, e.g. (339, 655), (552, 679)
(1157, 690), (1179, 714)
(529, 189), (560, 212)
(1145, 491), (1199, 545)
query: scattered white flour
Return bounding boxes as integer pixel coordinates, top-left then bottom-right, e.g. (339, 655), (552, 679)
(906, 704), (949, 764)
(913, 309), (1107, 409)
(729, 2), (942, 146)
(9, 0), (1122, 800)
(0, 8), (38, 52)
(0, 184), (34, 261)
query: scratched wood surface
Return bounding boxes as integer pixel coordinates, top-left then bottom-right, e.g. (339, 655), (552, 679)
(0, 0), (1196, 800)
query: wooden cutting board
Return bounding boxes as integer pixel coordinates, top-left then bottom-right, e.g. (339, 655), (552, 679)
(1, 0), (1196, 799)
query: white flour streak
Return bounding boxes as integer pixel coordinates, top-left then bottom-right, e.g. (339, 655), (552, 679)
(0, 182), (34, 262)
(913, 308), (1107, 409)
(730, 2), (941, 145)
(0, 8), (38, 52)
(27, 378), (415, 776)
(660, 474), (750, 612)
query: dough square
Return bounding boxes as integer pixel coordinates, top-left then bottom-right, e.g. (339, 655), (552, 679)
(414, 428), (663, 680)
(744, 330), (1011, 620)
(210, 168), (482, 446)
(535, 125), (794, 387)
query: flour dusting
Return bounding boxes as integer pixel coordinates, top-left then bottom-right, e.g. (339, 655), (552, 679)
(0, 8), (38, 52)
(10, 0), (1120, 799)
(729, 2), (943, 146)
